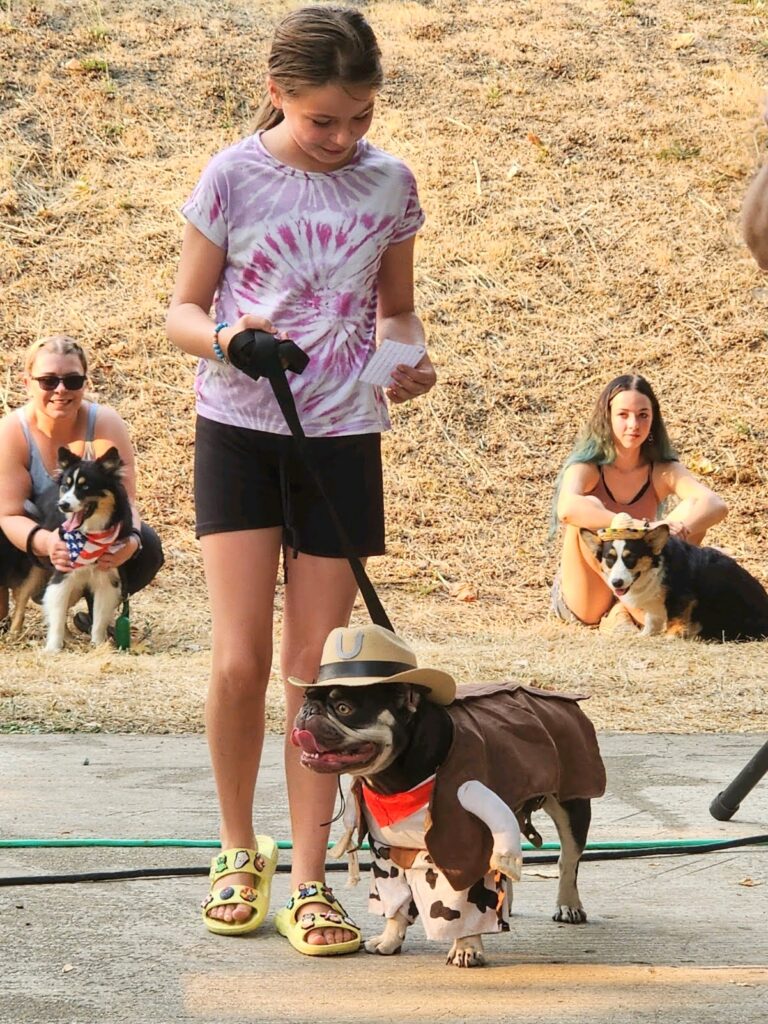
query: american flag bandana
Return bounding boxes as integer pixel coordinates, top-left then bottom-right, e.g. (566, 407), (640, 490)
(62, 524), (122, 568)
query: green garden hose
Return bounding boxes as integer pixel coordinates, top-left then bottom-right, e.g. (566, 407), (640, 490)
(0, 836), (757, 851)
(1, 834), (766, 887)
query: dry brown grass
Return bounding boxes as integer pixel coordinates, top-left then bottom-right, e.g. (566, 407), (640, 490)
(2, 0), (768, 734)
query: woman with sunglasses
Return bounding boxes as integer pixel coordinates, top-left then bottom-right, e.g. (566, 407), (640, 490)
(0, 334), (163, 629)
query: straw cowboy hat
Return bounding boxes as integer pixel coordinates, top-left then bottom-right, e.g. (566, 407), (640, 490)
(288, 624), (456, 706)
(597, 511), (652, 541)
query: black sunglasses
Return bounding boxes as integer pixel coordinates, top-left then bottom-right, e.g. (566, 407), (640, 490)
(32, 374), (87, 392)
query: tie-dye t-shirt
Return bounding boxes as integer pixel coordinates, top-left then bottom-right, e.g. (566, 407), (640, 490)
(182, 132), (425, 437)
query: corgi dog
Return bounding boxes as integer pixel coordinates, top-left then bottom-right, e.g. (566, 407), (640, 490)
(43, 447), (132, 652)
(581, 525), (768, 641)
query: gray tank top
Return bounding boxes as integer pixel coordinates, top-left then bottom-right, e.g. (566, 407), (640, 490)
(19, 403), (99, 501)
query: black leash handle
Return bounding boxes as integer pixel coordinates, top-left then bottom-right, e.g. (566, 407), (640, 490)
(227, 329), (394, 632)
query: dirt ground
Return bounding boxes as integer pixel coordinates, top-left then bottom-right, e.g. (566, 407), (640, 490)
(1, 0), (768, 734)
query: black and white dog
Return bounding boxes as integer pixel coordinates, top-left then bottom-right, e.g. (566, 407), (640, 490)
(290, 660), (605, 967)
(42, 446), (132, 652)
(581, 525), (768, 641)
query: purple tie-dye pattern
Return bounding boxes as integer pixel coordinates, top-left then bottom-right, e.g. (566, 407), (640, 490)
(278, 224), (299, 255)
(182, 133), (424, 436)
(337, 293), (354, 318)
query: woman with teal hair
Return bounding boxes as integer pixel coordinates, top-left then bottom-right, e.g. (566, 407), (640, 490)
(550, 374), (727, 628)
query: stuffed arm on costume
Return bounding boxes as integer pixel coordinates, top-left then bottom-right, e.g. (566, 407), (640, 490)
(457, 780), (523, 882)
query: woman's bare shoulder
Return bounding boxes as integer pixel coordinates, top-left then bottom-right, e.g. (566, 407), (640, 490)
(91, 402), (126, 430)
(90, 403), (135, 458)
(561, 460), (600, 490)
(652, 459), (695, 498)
(0, 408), (26, 455)
(652, 459), (684, 482)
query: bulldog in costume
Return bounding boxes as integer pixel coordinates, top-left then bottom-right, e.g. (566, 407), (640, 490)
(289, 625), (606, 967)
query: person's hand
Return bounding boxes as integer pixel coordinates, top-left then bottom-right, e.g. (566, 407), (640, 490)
(217, 315), (276, 359)
(96, 535), (141, 571)
(386, 351), (437, 404)
(223, 317), (308, 379)
(643, 519), (686, 540)
(43, 530), (74, 573)
(659, 519), (690, 541)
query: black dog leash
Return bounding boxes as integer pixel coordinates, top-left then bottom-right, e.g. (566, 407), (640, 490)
(226, 329), (394, 632)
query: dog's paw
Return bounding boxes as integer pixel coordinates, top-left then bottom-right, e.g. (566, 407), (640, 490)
(365, 933), (403, 956)
(490, 850), (522, 882)
(639, 613), (667, 637)
(446, 936), (485, 968)
(365, 913), (408, 956)
(553, 904), (587, 924)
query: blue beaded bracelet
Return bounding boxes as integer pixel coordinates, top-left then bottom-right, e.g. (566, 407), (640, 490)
(213, 321), (229, 363)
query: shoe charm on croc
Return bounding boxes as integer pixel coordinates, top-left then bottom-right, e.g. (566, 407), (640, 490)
(274, 880), (362, 957)
(201, 837), (278, 937)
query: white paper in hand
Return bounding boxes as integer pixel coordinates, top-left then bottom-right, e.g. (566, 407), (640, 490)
(358, 338), (426, 387)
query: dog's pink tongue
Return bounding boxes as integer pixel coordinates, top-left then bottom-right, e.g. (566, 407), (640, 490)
(62, 511), (84, 532)
(290, 728), (322, 753)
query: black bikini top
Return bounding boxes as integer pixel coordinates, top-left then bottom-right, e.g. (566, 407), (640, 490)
(599, 465), (652, 506)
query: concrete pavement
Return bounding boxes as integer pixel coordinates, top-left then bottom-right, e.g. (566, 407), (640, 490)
(1, 732), (767, 1023)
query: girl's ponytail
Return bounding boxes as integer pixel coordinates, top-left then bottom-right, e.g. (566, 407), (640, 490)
(253, 94), (283, 132)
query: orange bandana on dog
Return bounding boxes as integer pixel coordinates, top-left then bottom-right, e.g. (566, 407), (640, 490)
(361, 776), (435, 827)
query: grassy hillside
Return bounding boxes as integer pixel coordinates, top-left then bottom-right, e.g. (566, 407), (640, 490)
(1, 0), (767, 733)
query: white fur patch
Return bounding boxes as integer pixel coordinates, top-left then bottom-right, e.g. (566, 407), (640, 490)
(43, 566), (121, 653)
(601, 540), (667, 635)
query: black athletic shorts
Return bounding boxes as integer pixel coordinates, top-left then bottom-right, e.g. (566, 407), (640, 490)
(194, 415), (385, 558)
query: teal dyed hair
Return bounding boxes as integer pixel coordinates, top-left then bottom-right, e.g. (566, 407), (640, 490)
(549, 374), (678, 538)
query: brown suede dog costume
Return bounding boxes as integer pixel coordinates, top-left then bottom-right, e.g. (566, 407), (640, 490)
(344, 681), (606, 890)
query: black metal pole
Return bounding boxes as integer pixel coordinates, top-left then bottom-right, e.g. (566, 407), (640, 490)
(709, 740), (768, 821)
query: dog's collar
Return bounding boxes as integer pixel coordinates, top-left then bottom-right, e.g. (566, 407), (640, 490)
(361, 775), (435, 827)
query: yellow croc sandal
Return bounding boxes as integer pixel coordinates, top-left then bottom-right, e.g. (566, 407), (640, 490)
(274, 881), (362, 956)
(201, 837), (278, 936)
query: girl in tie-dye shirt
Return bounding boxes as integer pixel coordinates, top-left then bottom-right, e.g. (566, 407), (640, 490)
(166, 5), (436, 956)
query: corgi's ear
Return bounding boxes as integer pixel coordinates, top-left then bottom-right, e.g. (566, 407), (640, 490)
(579, 528), (603, 559)
(57, 447), (78, 471)
(98, 446), (124, 476)
(645, 524), (670, 554)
